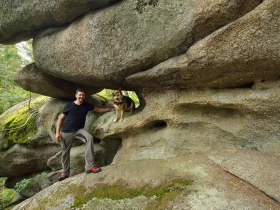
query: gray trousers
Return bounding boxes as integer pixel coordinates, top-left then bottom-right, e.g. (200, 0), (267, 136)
(61, 129), (95, 176)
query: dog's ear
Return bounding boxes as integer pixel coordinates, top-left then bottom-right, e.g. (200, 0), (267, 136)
(118, 87), (122, 92)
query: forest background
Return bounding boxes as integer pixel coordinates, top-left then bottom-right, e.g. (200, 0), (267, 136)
(0, 40), (35, 114)
(0, 40), (35, 207)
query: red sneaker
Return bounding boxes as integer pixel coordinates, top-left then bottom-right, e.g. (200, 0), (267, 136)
(86, 166), (101, 174)
(58, 175), (69, 181)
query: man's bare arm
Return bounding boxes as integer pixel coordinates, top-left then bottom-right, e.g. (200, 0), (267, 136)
(55, 113), (65, 142)
(93, 107), (113, 113)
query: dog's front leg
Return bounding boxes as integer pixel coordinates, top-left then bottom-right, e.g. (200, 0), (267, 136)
(120, 109), (124, 122)
(114, 106), (119, 123)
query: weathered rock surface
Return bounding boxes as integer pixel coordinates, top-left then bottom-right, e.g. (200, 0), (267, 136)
(33, 0), (261, 89)
(11, 80), (280, 209)
(1, 0), (279, 209)
(14, 63), (101, 99)
(0, 0), (121, 44)
(92, 80), (280, 203)
(0, 144), (60, 177)
(126, 0), (280, 88)
(12, 158), (280, 210)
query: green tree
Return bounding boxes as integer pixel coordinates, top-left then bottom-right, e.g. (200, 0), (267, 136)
(0, 40), (34, 114)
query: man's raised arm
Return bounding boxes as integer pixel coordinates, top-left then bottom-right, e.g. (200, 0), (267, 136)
(93, 107), (113, 113)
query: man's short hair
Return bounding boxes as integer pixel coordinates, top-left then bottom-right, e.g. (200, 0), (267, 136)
(76, 88), (85, 93)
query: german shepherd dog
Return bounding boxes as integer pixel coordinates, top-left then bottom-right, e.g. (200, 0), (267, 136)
(112, 89), (135, 122)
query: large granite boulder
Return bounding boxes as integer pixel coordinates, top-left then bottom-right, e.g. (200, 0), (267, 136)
(126, 0), (280, 89)
(12, 157), (280, 210)
(0, 0), (121, 44)
(33, 0), (261, 89)
(90, 80), (280, 203)
(14, 63), (101, 99)
(0, 144), (60, 177)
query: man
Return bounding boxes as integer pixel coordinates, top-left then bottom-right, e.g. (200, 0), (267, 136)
(55, 88), (112, 181)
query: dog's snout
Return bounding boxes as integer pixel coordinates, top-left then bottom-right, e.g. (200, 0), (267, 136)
(115, 96), (122, 102)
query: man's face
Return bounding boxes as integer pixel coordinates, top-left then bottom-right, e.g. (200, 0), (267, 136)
(75, 91), (85, 102)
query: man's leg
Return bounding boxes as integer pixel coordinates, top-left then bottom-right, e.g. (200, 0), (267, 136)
(75, 129), (96, 171)
(61, 131), (75, 176)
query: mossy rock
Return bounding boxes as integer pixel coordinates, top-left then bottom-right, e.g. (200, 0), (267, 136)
(0, 177), (16, 208)
(38, 178), (192, 209)
(0, 96), (48, 150)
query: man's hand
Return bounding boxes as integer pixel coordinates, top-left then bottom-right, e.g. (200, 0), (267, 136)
(55, 133), (61, 142)
(55, 113), (65, 142)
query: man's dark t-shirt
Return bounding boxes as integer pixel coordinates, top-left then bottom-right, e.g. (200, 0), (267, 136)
(61, 101), (94, 132)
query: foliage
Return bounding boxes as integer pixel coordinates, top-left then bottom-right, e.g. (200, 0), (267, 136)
(0, 87), (33, 114)
(14, 179), (34, 194)
(2, 188), (16, 207)
(0, 40), (35, 114)
(14, 172), (47, 196)
(0, 96), (48, 150)
(0, 177), (3, 210)
(97, 89), (140, 104)
(0, 177), (16, 208)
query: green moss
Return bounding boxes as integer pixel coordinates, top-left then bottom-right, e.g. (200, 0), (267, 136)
(2, 188), (16, 207)
(34, 178), (192, 210)
(70, 178), (192, 208)
(0, 96), (48, 150)
(14, 178), (34, 194)
(0, 177), (16, 208)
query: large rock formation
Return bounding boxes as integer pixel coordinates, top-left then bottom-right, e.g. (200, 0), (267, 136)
(7, 83), (280, 207)
(0, 144), (60, 177)
(12, 159), (280, 210)
(126, 0), (280, 88)
(0, 0), (279, 209)
(14, 63), (101, 99)
(0, 0), (121, 44)
(32, 0), (262, 90)
(9, 80), (280, 209)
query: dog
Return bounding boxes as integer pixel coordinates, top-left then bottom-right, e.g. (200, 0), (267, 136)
(112, 89), (135, 122)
